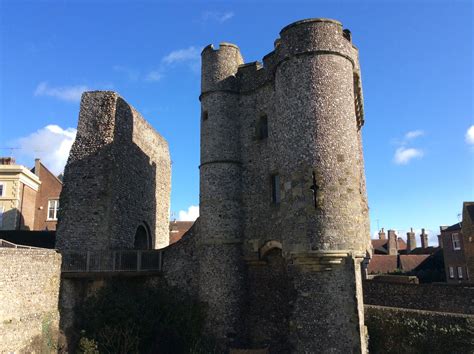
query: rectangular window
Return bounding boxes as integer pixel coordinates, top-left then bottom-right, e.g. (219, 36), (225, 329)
(271, 174), (280, 204)
(458, 267), (463, 279)
(0, 206), (3, 227)
(0, 183), (4, 197)
(47, 200), (59, 221)
(449, 266), (454, 279)
(257, 115), (268, 140)
(452, 233), (461, 250)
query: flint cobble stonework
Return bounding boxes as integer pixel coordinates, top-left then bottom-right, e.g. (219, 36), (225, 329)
(0, 248), (61, 352)
(56, 91), (171, 250)
(194, 18), (371, 351)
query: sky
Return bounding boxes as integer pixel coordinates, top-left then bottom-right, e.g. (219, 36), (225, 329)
(0, 0), (472, 245)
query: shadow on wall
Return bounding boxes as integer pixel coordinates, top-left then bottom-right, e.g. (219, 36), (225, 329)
(1, 208), (31, 231)
(56, 93), (158, 251)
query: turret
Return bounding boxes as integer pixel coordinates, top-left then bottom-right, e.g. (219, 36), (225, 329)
(271, 19), (368, 352)
(199, 43), (245, 346)
(201, 43), (243, 93)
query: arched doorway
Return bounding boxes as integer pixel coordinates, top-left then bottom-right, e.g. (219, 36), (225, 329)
(134, 224), (151, 249)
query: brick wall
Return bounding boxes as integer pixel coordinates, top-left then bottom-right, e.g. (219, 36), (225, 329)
(0, 248), (62, 352)
(363, 280), (474, 314)
(19, 183), (37, 230)
(34, 160), (62, 231)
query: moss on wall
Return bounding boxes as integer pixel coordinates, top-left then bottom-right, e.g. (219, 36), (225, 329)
(365, 305), (474, 354)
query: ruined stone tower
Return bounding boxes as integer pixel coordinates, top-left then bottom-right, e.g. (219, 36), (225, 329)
(199, 18), (370, 351)
(56, 91), (171, 251)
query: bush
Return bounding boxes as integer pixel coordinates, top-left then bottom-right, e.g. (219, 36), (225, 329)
(77, 280), (211, 354)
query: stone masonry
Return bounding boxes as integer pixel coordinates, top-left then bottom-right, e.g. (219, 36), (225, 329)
(56, 91), (171, 250)
(0, 248), (62, 352)
(197, 18), (371, 352)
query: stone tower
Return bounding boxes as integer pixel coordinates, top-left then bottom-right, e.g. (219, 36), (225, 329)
(199, 43), (245, 342)
(56, 91), (171, 251)
(199, 19), (370, 352)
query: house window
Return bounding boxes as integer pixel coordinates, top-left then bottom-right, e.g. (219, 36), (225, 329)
(0, 183), (4, 197)
(452, 233), (461, 250)
(257, 114), (268, 140)
(458, 267), (463, 279)
(47, 200), (59, 221)
(271, 174), (280, 204)
(449, 266), (454, 279)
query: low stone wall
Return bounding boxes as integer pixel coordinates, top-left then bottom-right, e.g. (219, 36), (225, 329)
(363, 279), (474, 314)
(0, 248), (62, 352)
(365, 305), (474, 354)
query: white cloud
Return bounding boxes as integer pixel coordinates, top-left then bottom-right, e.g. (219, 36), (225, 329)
(201, 10), (234, 23)
(405, 130), (424, 140)
(14, 125), (76, 175)
(145, 70), (163, 82)
(178, 205), (199, 221)
(145, 46), (201, 81)
(394, 147), (424, 165)
(465, 125), (474, 145)
(34, 82), (89, 102)
(162, 46), (200, 65)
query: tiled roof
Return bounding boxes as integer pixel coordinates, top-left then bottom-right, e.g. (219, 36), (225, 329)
(443, 222), (462, 232)
(371, 238), (407, 254)
(399, 255), (429, 271)
(169, 221), (194, 244)
(367, 255), (398, 274)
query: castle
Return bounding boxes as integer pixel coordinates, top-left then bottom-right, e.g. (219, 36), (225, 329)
(57, 18), (370, 352)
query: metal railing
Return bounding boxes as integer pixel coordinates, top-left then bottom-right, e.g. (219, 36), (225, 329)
(0, 239), (40, 249)
(61, 250), (163, 273)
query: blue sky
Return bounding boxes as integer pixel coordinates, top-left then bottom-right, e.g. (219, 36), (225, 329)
(0, 0), (472, 244)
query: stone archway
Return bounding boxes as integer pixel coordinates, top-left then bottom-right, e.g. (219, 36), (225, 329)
(134, 223), (151, 250)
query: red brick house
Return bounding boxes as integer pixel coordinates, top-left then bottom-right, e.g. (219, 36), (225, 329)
(169, 220), (194, 244)
(31, 159), (62, 230)
(440, 221), (469, 283)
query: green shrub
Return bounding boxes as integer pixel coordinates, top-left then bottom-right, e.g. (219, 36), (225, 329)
(366, 309), (474, 354)
(77, 280), (211, 354)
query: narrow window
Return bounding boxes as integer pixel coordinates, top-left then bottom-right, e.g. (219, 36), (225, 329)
(0, 206), (3, 227)
(202, 111), (208, 122)
(458, 267), (463, 279)
(449, 266), (454, 279)
(452, 233), (461, 250)
(271, 174), (280, 204)
(0, 183), (4, 197)
(257, 114), (268, 140)
(47, 199), (59, 221)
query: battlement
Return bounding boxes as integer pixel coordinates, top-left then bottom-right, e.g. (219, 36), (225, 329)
(202, 19), (364, 122)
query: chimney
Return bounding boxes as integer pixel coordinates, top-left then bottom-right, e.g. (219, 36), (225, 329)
(406, 227), (417, 252)
(437, 234), (443, 249)
(0, 157), (15, 165)
(387, 230), (398, 255)
(420, 228), (429, 248)
(378, 228), (386, 240)
(34, 158), (41, 177)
